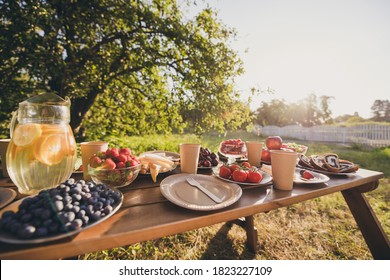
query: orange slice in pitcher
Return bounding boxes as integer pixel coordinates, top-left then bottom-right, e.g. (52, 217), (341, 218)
(12, 124), (42, 147)
(34, 134), (67, 166)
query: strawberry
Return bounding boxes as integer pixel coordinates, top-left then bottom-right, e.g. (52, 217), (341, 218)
(116, 154), (127, 163)
(99, 158), (116, 170)
(116, 161), (126, 169)
(119, 148), (131, 155)
(110, 147), (120, 158)
(90, 156), (102, 168)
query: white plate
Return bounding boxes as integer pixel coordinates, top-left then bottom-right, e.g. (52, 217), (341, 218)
(211, 166), (273, 186)
(0, 188), (17, 209)
(0, 192), (123, 244)
(160, 174), (242, 211)
(139, 150), (180, 162)
(294, 170), (330, 184)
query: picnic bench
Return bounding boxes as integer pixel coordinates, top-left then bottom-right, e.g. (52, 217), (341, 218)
(0, 167), (389, 260)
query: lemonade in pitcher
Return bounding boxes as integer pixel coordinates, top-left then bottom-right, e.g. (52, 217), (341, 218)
(6, 93), (77, 195)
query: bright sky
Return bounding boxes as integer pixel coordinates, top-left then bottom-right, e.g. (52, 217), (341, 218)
(187, 0), (390, 118)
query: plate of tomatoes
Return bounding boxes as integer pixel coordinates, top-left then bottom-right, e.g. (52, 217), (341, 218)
(212, 162), (272, 186)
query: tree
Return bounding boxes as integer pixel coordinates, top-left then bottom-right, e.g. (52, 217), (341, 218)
(371, 99), (390, 122)
(0, 0), (244, 138)
(254, 93), (334, 127)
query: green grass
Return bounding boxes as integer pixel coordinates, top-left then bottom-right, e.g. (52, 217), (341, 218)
(79, 131), (390, 260)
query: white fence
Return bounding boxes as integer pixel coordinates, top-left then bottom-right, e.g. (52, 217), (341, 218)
(255, 124), (390, 148)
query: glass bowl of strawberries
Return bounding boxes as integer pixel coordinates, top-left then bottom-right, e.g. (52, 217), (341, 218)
(88, 147), (141, 188)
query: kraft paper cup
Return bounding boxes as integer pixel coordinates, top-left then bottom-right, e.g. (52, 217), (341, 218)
(270, 150), (298, 191)
(180, 144), (201, 174)
(246, 141), (263, 167)
(81, 141), (108, 180)
(0, 139), (11, 178)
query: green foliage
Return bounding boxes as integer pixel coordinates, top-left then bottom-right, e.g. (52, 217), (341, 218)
(255, 93), (334, 127)
(0, 0), (246, 138)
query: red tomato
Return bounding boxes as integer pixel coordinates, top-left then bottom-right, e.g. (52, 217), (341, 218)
(241, 162), (251, 168)
(247, 170), (263, 183)
(232, 169), (248, 182)
(229, 164), (240, 173)
(219, 165), (232, 179)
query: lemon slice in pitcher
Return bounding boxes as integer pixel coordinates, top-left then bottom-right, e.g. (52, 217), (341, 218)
(34, 134), (67, 166)
(12, 124), (42, 147)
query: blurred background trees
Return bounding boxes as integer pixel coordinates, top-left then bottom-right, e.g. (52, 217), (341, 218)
(0, 0), (251, 139)
(0, 1), (388, 140)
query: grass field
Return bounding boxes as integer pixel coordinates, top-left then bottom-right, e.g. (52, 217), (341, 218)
(80, 131), (389, 260)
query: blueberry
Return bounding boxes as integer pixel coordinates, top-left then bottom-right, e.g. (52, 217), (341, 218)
(53, 200), (64, 212)
(88, 196), (98, 205)
(91, 211), (102, 221)
(66, 178), (75, 185)
(52, 194), (63, 201)
(32, 207), (44, 218)
(70, 219), (83, 230)
(72, 205), (80, 213)
(1, 211), (16, 219)
(17, 225), (36, 239)
(77, 210), (86, 218)
(80, 215), (89, 225)
(20, 213), (33, 223)
(35, 227), (48, 237)
(94, 201), (104, 211)
(40, 208), (52, 220)
(72, 194), (82, 201)
(9, 222), (22, 234)
(103, 205), (113, 215)
(48, 222), (59, 234)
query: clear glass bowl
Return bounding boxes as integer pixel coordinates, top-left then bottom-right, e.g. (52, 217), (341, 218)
(88, 164), (141, 188)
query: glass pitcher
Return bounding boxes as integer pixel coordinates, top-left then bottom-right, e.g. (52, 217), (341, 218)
(6, 93), (77, 195)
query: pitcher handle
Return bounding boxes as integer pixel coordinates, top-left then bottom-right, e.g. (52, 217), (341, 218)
(9, 110), (18, 138)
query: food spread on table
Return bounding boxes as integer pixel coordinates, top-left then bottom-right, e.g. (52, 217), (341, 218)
(0, 132), (363, 244)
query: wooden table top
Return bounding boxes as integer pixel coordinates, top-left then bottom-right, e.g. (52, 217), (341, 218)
(0, 168), (384, 259)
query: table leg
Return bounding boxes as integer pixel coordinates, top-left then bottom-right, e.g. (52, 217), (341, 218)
(342, 181), (390, 260)
(227, 216), (258, 253)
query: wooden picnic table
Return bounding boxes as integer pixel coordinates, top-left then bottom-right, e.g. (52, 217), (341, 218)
(0, 167), (389, 260)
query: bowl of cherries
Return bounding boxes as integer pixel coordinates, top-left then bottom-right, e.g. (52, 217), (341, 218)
(198, 147), (219, 168)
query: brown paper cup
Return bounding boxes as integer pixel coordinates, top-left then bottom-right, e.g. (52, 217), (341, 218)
(246, 141), (263, 167)
(0, 139), (11, 178)
(180, 144), (200, 174)
(270, 150), (298, 191)
(80, 141), (109, 180)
